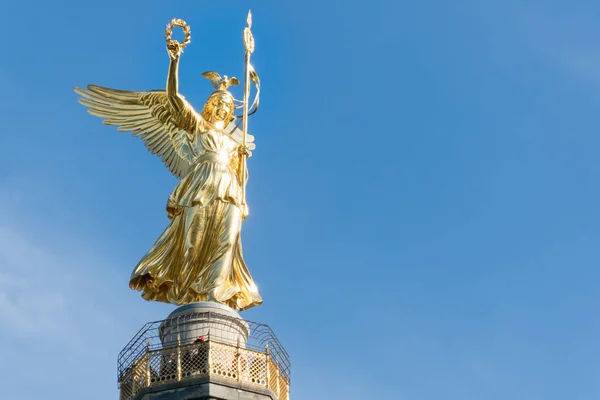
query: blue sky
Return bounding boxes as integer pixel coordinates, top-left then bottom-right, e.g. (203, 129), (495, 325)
(1, 0), (599, 399)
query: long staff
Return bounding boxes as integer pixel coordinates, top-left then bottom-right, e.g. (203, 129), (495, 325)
(241, 10), (255, 210)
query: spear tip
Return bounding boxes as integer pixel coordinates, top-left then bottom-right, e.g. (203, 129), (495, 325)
(247, 10), (252, 28)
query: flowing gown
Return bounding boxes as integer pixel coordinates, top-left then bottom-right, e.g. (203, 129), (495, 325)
(129, 125), (263, 310)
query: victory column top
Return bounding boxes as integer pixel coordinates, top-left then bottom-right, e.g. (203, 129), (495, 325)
(76, 13), (291, 400)
(75, 12), (263, 311)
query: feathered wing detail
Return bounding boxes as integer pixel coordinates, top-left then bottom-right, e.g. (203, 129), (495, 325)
(201, 72), (222, 90)
(74, 85), (204, 178)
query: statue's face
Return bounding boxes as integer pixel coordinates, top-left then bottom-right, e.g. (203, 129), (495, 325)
(202, 92), (234, 126)
(213, 98), (232, 122)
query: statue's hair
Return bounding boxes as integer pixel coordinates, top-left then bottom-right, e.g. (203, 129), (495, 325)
(201, 90), (235, 122)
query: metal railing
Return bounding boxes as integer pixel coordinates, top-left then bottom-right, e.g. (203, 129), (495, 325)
(118, 312), (290, 400)
(119, 338), (289, 400)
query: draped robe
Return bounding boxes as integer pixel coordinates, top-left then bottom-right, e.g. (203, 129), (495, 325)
(129, 125), (262, 311)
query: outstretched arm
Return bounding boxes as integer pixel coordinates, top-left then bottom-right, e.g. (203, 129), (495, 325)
(166, 41), (185, 115)
(165, 40), (204, 135)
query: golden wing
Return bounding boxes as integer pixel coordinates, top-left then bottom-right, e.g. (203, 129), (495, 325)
(74, 85), (204, 178)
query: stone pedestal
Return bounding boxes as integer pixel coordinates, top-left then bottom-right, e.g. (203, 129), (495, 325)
(159, 302), (249, 347)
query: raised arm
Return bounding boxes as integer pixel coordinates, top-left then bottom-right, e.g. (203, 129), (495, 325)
(164, 39), (205, 135)
(166, 40), (185, 114)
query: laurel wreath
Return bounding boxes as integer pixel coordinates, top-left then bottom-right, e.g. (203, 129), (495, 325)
(165, 18), (191, 50)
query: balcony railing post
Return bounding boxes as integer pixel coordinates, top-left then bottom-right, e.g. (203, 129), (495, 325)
(131, 356), (136, 395)
(275, 360), (281, 398)
(145, 342), (151, 387)
(236, 338), (242, 382)
(207, 336), (212, 373)
(177, 334), (182, 381)
(265, 343), (270, 389)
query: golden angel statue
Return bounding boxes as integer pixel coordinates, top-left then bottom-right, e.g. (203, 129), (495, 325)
(75, 17), (262, 311)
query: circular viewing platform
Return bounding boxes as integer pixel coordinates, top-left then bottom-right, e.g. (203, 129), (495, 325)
(117, 303), (290, 400)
